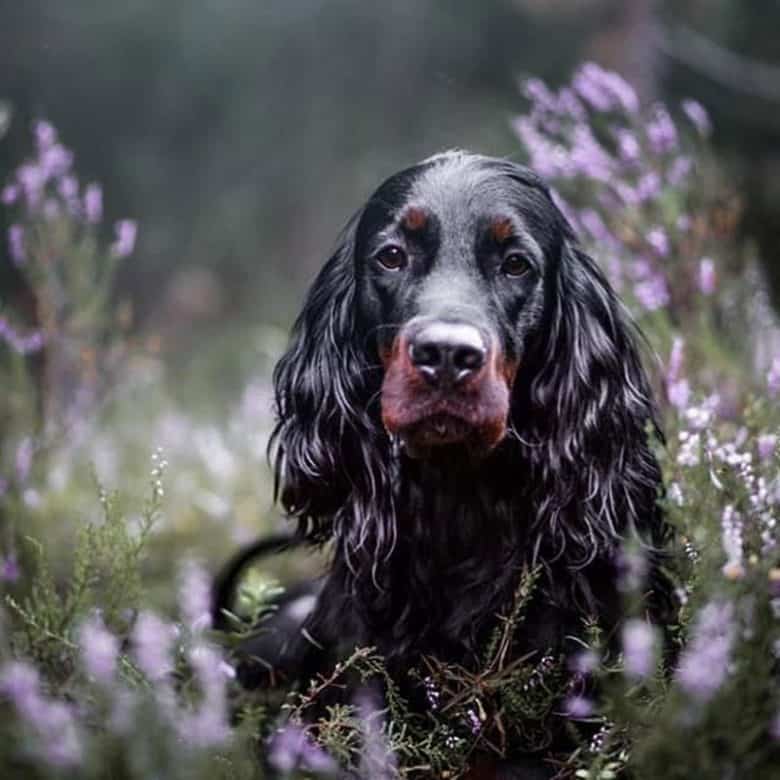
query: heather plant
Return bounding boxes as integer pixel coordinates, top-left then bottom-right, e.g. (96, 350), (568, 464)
(1, 62), (780, 779)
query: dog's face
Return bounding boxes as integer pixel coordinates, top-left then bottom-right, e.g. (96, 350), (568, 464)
(352, 153), (564, 458)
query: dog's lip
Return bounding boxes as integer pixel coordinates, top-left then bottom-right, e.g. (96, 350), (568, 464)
(405, 412), (473, 446)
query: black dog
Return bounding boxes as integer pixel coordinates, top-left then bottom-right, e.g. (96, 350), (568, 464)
(215, 151), (676, 776)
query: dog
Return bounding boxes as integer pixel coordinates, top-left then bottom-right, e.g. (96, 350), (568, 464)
(214, 151), (676, 777)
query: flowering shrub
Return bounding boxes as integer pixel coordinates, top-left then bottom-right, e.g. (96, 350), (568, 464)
(1, 62), (780, 778)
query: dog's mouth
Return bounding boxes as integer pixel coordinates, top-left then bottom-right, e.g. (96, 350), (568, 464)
(407, 412), (472, 447)
(394, 409), (501, 460)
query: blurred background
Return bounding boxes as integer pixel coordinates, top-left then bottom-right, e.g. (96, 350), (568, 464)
(2, 1), (779, 360)
(1, 0), (780, 575)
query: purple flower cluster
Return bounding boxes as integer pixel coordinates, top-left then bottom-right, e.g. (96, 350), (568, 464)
(675, 600), (735, 703)
(0, 315), (44, 355)
(177, 643), (231, 748)
(2, 118), (138, 269)
(514, 64), (715, 317)
(79, 613), (120, 685)
(621, 619), (657, 679)
(0, 661), (83, 767)
(268, 724), (338, 775)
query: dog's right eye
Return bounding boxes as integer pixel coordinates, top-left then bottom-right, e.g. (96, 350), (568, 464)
(375, 245), (407, 271)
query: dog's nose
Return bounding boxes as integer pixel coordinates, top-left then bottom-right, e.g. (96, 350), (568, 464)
(409, 322), (487, 386)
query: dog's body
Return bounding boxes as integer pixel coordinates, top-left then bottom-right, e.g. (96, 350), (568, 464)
(216, 152), (676, 777)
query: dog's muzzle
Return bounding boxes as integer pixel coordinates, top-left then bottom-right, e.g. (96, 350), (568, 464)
(380, 318), (514, 457)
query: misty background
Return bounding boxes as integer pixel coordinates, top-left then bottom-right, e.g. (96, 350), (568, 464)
(2, 0), (779, 401)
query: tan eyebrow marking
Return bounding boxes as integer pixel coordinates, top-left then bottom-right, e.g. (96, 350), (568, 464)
(490, 217), (515, 243)
(401, 206), (428, 232)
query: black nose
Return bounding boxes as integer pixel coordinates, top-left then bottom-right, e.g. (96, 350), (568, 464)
(409, 322), (487, 387)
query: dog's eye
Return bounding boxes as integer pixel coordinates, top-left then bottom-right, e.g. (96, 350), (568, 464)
(501, 253), (531, 278)
(375, 245), (407, 271)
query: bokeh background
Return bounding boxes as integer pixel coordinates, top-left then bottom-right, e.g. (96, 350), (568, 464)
(3, 0), (779, 345)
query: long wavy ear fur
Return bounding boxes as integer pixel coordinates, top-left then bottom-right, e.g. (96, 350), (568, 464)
(270, 212), (391, 546)
(519, 233), (671, 575)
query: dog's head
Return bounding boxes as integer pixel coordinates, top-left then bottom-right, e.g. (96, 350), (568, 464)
(272, 151), (661, 553)
(354, 152), (563, 458)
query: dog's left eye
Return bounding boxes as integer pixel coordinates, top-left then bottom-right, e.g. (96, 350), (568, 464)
(375, 245), (408, 271)
(501, 252), (531, 277)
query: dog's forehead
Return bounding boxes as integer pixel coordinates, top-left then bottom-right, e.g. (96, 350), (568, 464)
(405, 154), (516, 225)
(370, 153), (542, 233)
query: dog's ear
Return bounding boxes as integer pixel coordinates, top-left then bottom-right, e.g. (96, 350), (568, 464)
(270, 211), (384, 540)
(520, 235), (670, 566)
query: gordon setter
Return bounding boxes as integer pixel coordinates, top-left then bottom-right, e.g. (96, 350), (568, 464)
(214, 151), (676, 778)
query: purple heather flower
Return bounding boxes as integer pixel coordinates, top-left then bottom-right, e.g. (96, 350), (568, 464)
(15, 437), (33, 483)
(84, 183), (102, 224)
(268, 724), (338, 775)
(768, 357), (780, 397)
(647, 105), (678, 154)
(521, 77), (558, 114)
(646, 227), (669, 257)
(668, 337), (684, 382)
(666, 338), (690, 409)
(668, 380), (691, 410)
(0, 661), (41, 710)
(39, 701), (83, 768)
(615, 129), (640, 163)
(618, 548), (649, 592)
(758, 434), (777, 462)
(557, 87), (586, 121)
(572, 62), (639, 115)
(634, 273), (670, 311)
(564, 695), (594, 719)
(0, 661), (82, 768)
(16, 162), (45, 208)
(614, 181), (640, 206)
(58, 175), (78, 199)
(579, 208), (612, 244)
(39, 143), (74, 180)
(356, 692), (397, 779)
(0, 317), (45, 355)
(512, 117), (565, 179)
(8, 224), (25, 265)
(573, 63), (614, 112)
(698, 257), (716, 295)
(636, 171), (662, 202)
(178, 643), (231, 749)
(1, 553), (21, 583)
(33, 120), (57, 150)
(80, 614), (119, 684)
(682, 99), (712, 137)
(622, 619), (657, 678)
(668, 155), (692, 186)
(569, 124), (613, 181)
(1, 183), (18, 204)
(569, 650), (599, 676)
(676, 601), (735, 703)
(721, 505), (744, 578)
(179, 560), (212, 633)
(111, 219), (137, 258)
(132, 611), (176, 681)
